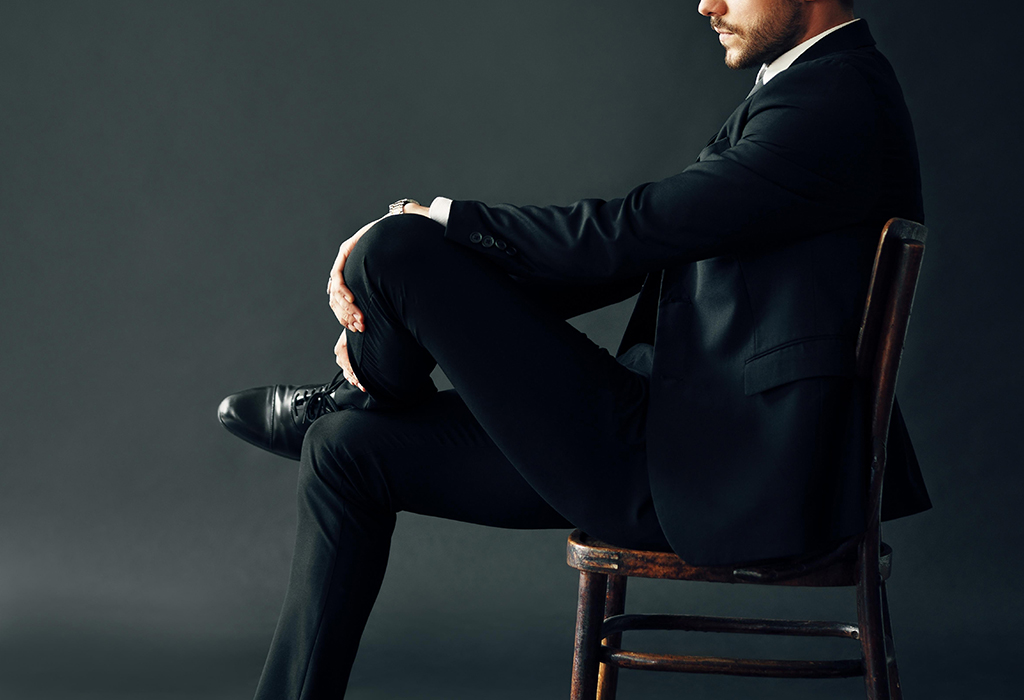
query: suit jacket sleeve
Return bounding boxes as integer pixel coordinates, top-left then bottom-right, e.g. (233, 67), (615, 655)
(444, 59), (881, 282)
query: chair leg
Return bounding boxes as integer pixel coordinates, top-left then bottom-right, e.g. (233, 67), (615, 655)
(597, 575), (627, 700)
(571, 570), (608, 700)
(856, 574), (890, 700)
(880, 581), (903, 700)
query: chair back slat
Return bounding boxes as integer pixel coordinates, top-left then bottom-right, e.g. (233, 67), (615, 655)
(855, 219), (927, 375)
(854, 218), (927, 530)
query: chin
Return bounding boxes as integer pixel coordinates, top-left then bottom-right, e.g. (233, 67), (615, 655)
(725, 45), (760, 71)
(724, 52), (746, 70)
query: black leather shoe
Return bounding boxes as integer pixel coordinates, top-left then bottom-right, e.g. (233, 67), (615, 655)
(218, 371), (354, 460)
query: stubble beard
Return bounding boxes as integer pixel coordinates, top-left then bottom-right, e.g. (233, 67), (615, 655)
(713, 0), (807, 70)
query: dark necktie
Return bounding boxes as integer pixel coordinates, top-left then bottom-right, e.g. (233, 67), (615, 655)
(746, 73), (765, 99)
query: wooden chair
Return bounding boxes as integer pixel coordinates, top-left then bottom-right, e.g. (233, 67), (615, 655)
(566, 218), (927, 700)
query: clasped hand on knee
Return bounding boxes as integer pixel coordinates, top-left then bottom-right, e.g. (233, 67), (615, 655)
(326, 201), (432, 388)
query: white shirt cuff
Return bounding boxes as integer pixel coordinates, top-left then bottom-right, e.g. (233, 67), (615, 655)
(428, 196), (453, 227)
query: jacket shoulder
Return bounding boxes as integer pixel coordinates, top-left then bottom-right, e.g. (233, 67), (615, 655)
(782, 42), (906, 104)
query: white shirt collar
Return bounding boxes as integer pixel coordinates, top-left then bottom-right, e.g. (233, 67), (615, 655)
(758, 18), (861, 86)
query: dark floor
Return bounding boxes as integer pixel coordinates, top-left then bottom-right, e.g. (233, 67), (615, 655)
(0, 623), (1016, 700)
(1, 513), (1013, 700)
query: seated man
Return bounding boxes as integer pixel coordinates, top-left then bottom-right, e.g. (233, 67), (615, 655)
(218, 0), (931, 697)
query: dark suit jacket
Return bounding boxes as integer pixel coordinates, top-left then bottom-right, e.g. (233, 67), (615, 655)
(442, 20), (931, 566)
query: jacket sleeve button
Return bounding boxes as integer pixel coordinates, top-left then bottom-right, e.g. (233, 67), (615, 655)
(481, 235), (495, 248)
(506, 246), (517, 256)
(469, 232), (483, 243)
(494, 240), (507, 250)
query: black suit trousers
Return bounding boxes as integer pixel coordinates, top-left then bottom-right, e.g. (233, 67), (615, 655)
(253, 214), (669, 699)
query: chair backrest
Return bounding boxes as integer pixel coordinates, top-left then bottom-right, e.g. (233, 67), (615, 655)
(731, 218), (928, 584)
(854, 218), (928, 532)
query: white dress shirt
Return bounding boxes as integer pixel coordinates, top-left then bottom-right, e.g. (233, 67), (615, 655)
(428, 195), (453, 227)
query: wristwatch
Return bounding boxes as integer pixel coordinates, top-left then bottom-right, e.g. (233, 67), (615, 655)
(388, 198), (418, 216)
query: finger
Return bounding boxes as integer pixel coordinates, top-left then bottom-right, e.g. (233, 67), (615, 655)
(336, 333), (361, 387)
(328, 223), (373, 298)
(338, 348), (366, 393)
(347, 304), (363, 330)
(326, 273), (353, 303)
(335, 333), (349, 373)
(329, 296), (364, 332)
(330, 304), (357, 331)
(328, 269), (343, 295)
(328, 247), (347, 293)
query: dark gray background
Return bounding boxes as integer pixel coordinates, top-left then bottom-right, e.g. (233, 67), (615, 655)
(1, 1), (1021, 698)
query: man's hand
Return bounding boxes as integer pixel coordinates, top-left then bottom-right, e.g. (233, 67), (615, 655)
(327, 203), (431, 333)
(327, 217), (379, 333)
(334, 330), (365, 391)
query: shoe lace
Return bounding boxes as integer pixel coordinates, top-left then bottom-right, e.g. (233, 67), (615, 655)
(293, 370), (346, 424)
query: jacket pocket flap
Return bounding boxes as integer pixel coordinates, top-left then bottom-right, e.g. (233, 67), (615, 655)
(743, 336), (856, 395)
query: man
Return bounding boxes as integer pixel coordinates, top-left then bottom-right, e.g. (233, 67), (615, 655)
(218, 1), (931, 697)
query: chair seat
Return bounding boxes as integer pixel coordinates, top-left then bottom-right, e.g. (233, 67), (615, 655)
(566, 530), (891, 588)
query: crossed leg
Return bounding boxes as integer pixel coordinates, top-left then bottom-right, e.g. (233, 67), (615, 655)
(254, 214), (668, 698)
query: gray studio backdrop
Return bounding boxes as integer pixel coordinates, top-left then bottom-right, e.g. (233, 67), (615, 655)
(1, 1), (1021, 699)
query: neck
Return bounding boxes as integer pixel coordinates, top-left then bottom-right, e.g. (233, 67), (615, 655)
(793, 4), (856, 46)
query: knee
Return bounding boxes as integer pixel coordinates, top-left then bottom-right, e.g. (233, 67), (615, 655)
(346, 215), (446, 293)
(299, 411), (393, 511)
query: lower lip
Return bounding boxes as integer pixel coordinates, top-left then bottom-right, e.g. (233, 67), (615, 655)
(718, 32), (733, 43)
